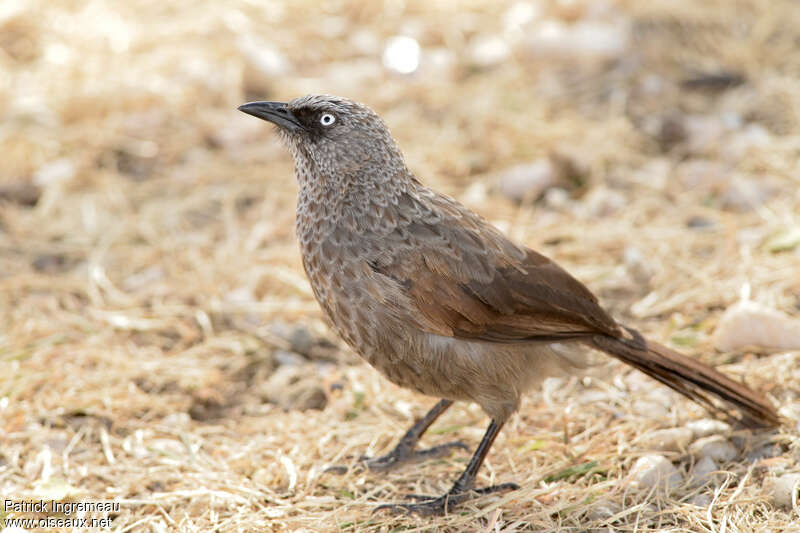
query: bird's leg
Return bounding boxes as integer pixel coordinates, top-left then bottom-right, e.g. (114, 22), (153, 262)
(326, 399), (468, 474)
(374, 419), (519, 516)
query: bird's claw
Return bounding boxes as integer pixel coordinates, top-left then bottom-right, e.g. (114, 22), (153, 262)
(372, 483), (519, 516)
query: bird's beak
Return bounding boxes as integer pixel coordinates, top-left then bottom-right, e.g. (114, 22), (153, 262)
(238, 101), (304, 132)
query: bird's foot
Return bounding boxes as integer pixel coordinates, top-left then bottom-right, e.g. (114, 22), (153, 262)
(373, 482), (519, 516)
(325, 440), (469, 475)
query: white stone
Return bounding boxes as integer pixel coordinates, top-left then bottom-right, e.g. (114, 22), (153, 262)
(713, 300), (800, 352)
(689, 435), (737, 463)
(686, 418), (731, 439)
(383, 36), (420, 74)
(764, 473), (800, 509)
(237, 35), (290, 93)
(525, 20), (629, 60)
(629, 455), (683, 490)
(638, 427), (693, 453)
(34, 158), (76, 186)
(495, 159), (559, 202)
(468, 35), (511, 68)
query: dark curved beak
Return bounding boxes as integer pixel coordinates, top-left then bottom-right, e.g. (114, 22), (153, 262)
(238, 101), (303, 132)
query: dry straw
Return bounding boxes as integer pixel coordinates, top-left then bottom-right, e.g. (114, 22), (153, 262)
(1, 0), (798, 531)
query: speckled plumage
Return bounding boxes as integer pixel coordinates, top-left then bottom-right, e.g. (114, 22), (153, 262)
(239, 94), (778, 514)
(281, 95), (614, 421)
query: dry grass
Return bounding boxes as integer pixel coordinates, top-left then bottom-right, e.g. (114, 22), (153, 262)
(1, 0), (799, 531)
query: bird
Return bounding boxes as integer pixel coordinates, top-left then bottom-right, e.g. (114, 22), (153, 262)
(238, 94), (780, 516)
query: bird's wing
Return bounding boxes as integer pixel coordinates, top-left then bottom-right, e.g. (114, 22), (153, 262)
(367, 187), (622, 342)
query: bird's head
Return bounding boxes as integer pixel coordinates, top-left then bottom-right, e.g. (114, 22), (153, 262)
(238, 94), (408, 184)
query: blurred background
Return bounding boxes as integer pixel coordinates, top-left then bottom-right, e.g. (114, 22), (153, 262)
(1, 0), (799, 530)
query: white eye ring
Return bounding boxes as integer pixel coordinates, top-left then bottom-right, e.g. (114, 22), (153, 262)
(320, 113), (336, 126)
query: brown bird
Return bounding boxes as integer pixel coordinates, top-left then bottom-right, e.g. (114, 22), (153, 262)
(238, 95), (779, 515)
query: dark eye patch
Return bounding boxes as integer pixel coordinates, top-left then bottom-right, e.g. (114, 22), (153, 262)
(292, 108), (337, 138)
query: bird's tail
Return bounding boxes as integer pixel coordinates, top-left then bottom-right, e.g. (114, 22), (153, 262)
(587, 327), (780, 428)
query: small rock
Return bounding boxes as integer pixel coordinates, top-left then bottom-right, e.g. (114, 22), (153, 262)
(689, 435), (737, 463)
(689, 456), (719, 487)
(494, 159), (560, 202)
(581, 187), (626, 218)
(32, 253), (76, 274)
(544, 187), (570, 209)
(383, 35), (420, 74)
(274, 350), (305, 366)
(638, 427), (693, 453)
(162, 412), (191, 428)
(525, 20), (629, 61)
(421, 47), (456, 78)
(0, 181), (41, 207)
(503, 2), (542, 33)
(468, 35), (511, 68)
(746, 443), (781, 463)
(690, 493), (712, 507)
(149, 438), (185, 457)
(683, 115), (730, 155)
(237, 35), (290, 94)
(288, 325), (315, 357)
(686, 216), (715, 230)
(631, 399), (669, 418)
(764, 473), (800, 509)
(722, 124), (771, 163)
(261, 365), (327, 411)
(349, 28), (380, 55)
(586, 499), (621, 521)
(630, 158), (670, 190)
(712, 300), (800, 352)
(624, 247), (653, 286)
(34, 158), (75, 186)
(629, 455), (683, 490)
(686, 419), (730, 439)
(720, 177), (774, 211)
(676, 159), (729, 191)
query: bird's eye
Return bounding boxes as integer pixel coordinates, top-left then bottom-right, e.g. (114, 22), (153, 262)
(320, 113), (336, 126)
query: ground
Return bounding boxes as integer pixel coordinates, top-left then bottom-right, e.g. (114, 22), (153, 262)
(1, 0), (799, 531)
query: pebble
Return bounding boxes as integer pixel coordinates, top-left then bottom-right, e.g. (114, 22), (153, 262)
(383, 35), (420, 74)
(689, 493), (712, 507)
(686, 419), (730, 439)
(261, 365), (327, 411)
(638, 427), (693, 453)
(720, 177), (774, 211)
(676, 159), (729, 192)
(495, 159), (560, 202)
(689, 456), (719, 487)
(586, 499), (621, 521)
(236, 35), (290, 93)
(689, 435), (737, 463)
(524, 20), (629, 61)
(0, 181), (41, 207)
(288, 325), (314, 357)
(623, 246), (653, 286)
(274, 349), (305, 367)
(468, 35), (511, 68)
(764, 473), (800, 509)
(712, 300), (800, 352)
(34, 158), (76, 186)
(629, 455), (683, 490)
(580, 187), (627, 218)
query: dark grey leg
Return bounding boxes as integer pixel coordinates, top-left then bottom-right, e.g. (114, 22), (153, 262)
(326, 399), (468, 474)
(374, 419), (519, 515)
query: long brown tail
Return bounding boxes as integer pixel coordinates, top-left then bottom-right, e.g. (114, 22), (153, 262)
(588, 327), (780, 428)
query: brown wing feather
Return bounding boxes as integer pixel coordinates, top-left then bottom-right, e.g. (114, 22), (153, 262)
(370, 188), (622, 342)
